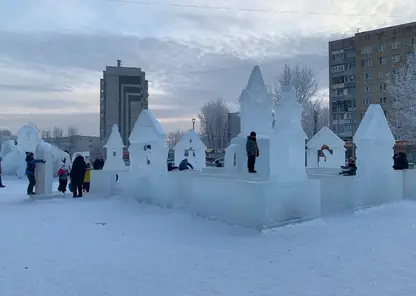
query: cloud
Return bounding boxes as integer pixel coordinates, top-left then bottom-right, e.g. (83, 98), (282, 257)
(0, 0), (415, 135)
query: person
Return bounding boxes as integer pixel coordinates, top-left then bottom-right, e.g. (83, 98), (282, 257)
(70, 155), (86, 198)
(339, 157), (357, 176)
(25, 152), (46, 195)
(246, 131), (259, 173)
(393, 152), (409, 170)
(178, 159), (194, 171)
(83, 163), (91, 193)
(93, 158), (101, 170)
(0, 156), (5, 188)
(57, 160), (70, 193)
(100, 158), (105, 170)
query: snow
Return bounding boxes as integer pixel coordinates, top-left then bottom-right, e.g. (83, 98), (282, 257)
(1, 176), (416, 296)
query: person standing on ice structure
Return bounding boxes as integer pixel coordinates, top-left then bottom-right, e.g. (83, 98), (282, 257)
(246, 131), (259, 173)
(25, 152), (46, 195)
(0, 156), (5, 188)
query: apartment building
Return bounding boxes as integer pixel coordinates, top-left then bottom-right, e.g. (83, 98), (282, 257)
(329, 21), (416, 141)
(100, 60), (149, 146)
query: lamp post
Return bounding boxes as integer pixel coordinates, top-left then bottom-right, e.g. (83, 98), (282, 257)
(192, 118), (196, 131)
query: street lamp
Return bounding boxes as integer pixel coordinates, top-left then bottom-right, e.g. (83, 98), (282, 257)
(192, 118), (196, 131)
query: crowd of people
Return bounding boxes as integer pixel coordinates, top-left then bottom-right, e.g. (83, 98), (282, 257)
(18, 153), (102, 198)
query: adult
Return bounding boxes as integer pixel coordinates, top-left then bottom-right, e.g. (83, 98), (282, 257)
(393, 152), (409, 170)
(70, 155), (86, 198)
(246, 131), (259, 173)
(93, 158), (101, 170)
(178, 159), (193, 171)
(25, 152), (46, 195)
(0, 157), (5, 188)
(100, 158), (105, 169)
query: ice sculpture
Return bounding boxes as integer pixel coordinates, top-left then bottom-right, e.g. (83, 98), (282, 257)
(307, 126), (346, 169)
(103, 124), (126, 171)
(354, 104), (395, 176)
(270, 85), (307, 181)
(129, 109), (167, 174)
(17, 124), (41, 153)
(239, 65), (274, 137)
(225, 65), (273, 175)
(174, 129), (207, 170)
(0, 140), (26, 177)
(35, 140), (53, 195)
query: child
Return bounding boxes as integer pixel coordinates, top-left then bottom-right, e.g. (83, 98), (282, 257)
(83, 163), (91, 193)
(57, 161), (70, 193)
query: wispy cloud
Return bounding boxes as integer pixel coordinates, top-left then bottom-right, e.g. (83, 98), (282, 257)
(0, 0), (415, 135)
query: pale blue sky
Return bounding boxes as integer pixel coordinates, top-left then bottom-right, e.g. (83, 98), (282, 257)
(0, 0), (414, 135)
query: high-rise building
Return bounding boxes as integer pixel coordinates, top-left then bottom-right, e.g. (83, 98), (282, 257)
(100, 60), (149, 146)
(329, 21), (416, 141)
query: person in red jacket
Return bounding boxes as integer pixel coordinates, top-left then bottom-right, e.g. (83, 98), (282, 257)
(0, 156), (5, 188)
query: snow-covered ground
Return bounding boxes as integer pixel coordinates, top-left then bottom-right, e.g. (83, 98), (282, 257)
(1, 176), (416, 296)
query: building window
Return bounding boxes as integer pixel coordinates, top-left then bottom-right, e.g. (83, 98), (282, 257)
(364, 72), (370, 79)
(361, 46), (372, 54)
(407, 38), (416, 46)
(377, 44), (387, 51)
(331, 64), (345, 73)
(407, 52), (415, 61)
(360, 113), (365, 119)
(379, 57), (386, 65)
(379, 83), (387, 91)
(364, 86), (370, 93)
(392, 55), (401, 63)
(363, 98), (371, 105)
(392, 41), (399, 49)
(378, 71), (384, 78)
(379, 97), (387, 104)
(361, 59), (372, 67)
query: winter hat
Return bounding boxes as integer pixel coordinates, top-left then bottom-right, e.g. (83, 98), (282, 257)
(250, 131), (256, 137)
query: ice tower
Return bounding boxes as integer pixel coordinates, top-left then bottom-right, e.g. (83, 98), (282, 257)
(239, 65), (274, 137)
(270, 85), (307, 181)
(225, 65), (274, 175)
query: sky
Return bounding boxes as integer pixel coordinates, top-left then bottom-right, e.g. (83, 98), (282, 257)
(0, 0), (415, 135)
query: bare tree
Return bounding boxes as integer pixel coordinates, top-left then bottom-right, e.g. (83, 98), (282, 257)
(52, 126), (64, 138)
(67, 126), (79, 137)
(198, 98), (230, 149)
(386, 53), (416, 141)
(166, 130), (186, 149)
(272, 64), (319, 136)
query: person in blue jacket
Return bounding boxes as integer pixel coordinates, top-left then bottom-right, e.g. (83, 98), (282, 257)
(178, 159), (194, 171)
(25, 152), (46, 195)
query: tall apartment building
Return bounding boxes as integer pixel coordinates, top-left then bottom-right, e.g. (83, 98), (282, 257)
(100, 60), (149, 146)
(329, 21), (416, 141)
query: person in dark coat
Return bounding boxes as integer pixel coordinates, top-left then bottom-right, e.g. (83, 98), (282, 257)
(25, 152), (46, 195)
(0, 156), (5, 188)
(393, 152), (409, 170)
(93, 158), (101, 170)
(70, 155), (87, 198)
(100, 158), (105, 170)
(178, 159), (193, 171)
(246, 131), (259, 173)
